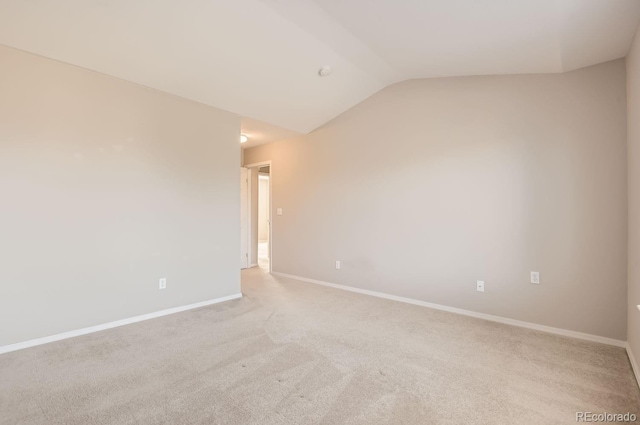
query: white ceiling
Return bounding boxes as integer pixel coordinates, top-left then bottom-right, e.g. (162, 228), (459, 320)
(311, 0), (640, 78)
(240, 117), (301, 149)
(0, 0), (639, 138)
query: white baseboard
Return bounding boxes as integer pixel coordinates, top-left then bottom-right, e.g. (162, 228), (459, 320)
(0, 293), (243, 355)
(627, 344), (640, 388)
(272, 272), (626, 348)
(250, 263), (258, 268)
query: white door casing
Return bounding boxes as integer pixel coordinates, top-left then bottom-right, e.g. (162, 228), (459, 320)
(240, 167), (249, 269)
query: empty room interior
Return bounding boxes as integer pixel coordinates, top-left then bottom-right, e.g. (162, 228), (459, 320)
(3, 0), (640, 423)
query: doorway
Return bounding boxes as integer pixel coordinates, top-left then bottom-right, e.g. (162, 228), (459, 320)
(245, 160), (272, 273)
(257, 166), (270, 270)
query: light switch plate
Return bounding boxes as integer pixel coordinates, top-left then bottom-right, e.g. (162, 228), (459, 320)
(476, 280), (485, 292)
(277, 208), (283, 216)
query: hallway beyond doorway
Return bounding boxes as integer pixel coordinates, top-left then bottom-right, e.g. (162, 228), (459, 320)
(257, 166), (270, 271)
(245, 161), (271, 273)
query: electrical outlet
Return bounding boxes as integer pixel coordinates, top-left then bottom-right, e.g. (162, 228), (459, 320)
(476, 280), (485, 292)
(335, 260), (341, 270)
(159, 278), (167, 290)
(277, 208), (283, 216)
(530, 271), (540, 284)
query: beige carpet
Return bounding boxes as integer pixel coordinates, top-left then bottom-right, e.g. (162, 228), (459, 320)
(1, 267), (639, 425)
(258, 240), (269, 269)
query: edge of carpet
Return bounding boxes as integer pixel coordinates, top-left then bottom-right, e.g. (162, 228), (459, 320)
(271, 271), (626, 348)
(0, 293), (243, 355)
(627, 343), (640, 389)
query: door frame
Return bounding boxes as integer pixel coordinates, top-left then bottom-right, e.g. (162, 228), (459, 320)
(245, 160), (273, 274)
(240, 166), (249, 269)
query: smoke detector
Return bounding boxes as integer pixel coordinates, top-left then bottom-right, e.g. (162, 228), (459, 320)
(318, 66), (332, 77)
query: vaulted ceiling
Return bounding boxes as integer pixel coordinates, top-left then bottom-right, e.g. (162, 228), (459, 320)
(1, 0), (639, 136)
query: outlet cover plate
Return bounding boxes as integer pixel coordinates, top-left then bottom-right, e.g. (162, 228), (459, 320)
(531, 272), (540, 284)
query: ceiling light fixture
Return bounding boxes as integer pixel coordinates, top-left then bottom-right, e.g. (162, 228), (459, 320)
(318, 66), (332, 77)
(240, 134), (248, 143)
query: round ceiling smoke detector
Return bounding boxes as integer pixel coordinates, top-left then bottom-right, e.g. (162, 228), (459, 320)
(318, 66), (332, 77)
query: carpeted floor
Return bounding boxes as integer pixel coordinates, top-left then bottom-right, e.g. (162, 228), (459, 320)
(1, 266), (639, 425)
(258, 240), (269, 270)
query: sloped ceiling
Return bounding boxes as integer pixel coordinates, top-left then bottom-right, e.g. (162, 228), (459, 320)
(0, 0), (639, 135)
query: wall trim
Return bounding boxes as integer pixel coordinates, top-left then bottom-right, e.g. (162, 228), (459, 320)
(627, 344), (640, 388)
(0, 293), (243, 355)
(272, 272), (626, 348)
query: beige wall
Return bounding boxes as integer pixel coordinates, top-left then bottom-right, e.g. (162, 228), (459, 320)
(245, 59), (628, 340)
(0, 45), (241, 346)
(628, 28), (640, 363)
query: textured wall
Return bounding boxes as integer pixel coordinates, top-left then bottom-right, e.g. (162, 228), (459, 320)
(245, 60), (628, 340)
(627, 27), (640, 364)
(0, 46), (241, 346)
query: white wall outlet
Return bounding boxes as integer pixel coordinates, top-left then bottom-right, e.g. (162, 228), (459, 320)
(531, 271), (540, 284)
(159, 278), (167, 290)
(335, 260), (341, 270)
(476, 280), (485, 292)
(276, 208), (283, 216)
